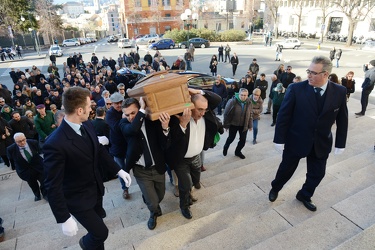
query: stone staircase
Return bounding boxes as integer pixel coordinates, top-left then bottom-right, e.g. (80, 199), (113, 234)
(0, 97), (374, 250)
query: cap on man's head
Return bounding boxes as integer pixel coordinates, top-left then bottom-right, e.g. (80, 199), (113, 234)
(276, 83), (283, 90)
(16, 90), (21, 94)
(109, 92), (124, 103)
(370, 60), (375, 66)
(36, 104), (45, 109)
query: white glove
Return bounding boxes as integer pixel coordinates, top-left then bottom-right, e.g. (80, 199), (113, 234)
(61, 215), (78, 236)
(274, 143), (284, 154)
(334, 148), (345, 155)
(98, 136), (109, 145)
(118, 169), (131, 187)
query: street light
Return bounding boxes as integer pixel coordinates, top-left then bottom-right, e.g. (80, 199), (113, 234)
(28, 27), (40, 56)
(180, 9), (198, 41)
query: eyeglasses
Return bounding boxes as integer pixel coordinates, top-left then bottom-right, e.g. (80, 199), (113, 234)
(306, 69), (326, 76)
(286, 68), (292, 71)
(106, 103), (112, 105)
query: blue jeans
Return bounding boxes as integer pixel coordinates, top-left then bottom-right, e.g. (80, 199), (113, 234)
(114, 156), (128, 191)
(253, 119), (259, 140)
(186, 60), (192, 70)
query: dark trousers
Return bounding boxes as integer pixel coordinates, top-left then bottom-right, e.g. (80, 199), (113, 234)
(360, 88), (373, 114)
(27, 170), (46, 197)
(72, 195), (108, 250)
(224, 125), (248, 154)
(174, 155), (201, 210)
(225, 53), (230, 62)
(272, 105), (281, 123)
(232, 64), (237, 76)
(271, 145), (327, 199)
(218, 53), (223, 62)
(133, 165), (165, 215)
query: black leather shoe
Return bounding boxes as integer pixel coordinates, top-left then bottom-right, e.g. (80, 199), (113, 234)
(194, 182), (201, 189)
(296, 192), (317, 211)
(181, 208), (192, 219)
(147, 215), (157, 230)
(271, 123), (275, 126)
(264, 111), (271, 114)
(355, 112), (364, 116)
(79, 237), (86, 250)
(269, 189), (278, 202)
(235, 152), (246, 159)
(99, 208), (106, 218)
(223, 146), (228, 156)
(34, 196), (41, 201)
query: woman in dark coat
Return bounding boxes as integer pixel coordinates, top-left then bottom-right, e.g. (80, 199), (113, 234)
(0, 117), (13, 168)
(209, 55), (218, 76)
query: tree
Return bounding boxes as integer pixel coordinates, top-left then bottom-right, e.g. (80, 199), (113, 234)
(291, 0), (304, 39)
(0, 0), (35, 36)
(34, 0), (63, 44)
(313, 0), (336, 44)
(333, 0), (375, 46)
(264, 0), (282, 38)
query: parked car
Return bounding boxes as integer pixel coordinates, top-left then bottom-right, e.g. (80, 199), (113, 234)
(178, 38), (210, 49)
(136, 34), (159, 44)
(62, 39), (80, 47)
(49, 45), (63, 57)
(118, 68), (147, 88)
(118, 38), (135, 48)
(132, 70), (235, 91)
(275, 38), (302, 49)
(148, 39), (175, 50)
(107, 35), (119, 42)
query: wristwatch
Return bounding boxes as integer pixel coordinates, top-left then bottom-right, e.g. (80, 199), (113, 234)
(162, 127), (170, 132)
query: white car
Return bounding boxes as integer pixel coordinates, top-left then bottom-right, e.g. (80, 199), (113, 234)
(62, 39), (80, 47)
(49, 45), (63, 57)
(135, 34), (159, 44)
(118, 38), (135, 48)
(276, 38), (302, 49)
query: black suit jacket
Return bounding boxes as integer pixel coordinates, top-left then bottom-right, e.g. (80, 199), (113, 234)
(43, 119), (120, 223)
(7, 139), (43, 181)
(167, 91), (222, 168)
(274, 80), (348, 159)
(119, 111), (167, 175)
(91, 117), (110, 139)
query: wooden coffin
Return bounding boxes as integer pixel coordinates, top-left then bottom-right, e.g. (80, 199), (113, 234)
(127, 71), (194, 120)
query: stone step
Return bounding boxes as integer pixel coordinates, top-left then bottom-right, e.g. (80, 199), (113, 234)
(334, 224), (375, 250)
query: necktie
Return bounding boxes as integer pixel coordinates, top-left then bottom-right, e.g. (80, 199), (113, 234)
(140, 130), (152, 168)
(315, 87), (323, 113)
(80, 125), (88, 139)
(315, 87), (322, 97)
(23, 148), (32, 163)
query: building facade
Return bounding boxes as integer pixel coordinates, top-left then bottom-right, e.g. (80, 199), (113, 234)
(62, 2), (85, 18)
(119, 0), (189, 39)
(101, 4), (122, 37)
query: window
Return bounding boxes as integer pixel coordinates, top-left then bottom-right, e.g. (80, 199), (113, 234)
(370, 18), (375, 31)
(162, 0), (171, 6)
(316, 17), (322, 29)
(113, 28), (115, 31)
(302, 16), (308, 26)
(135, 0), (141, 7)
(111, 14), (113, 17)
(329, 17), (343, 33)
(289, 16), (294, 26)
(241, 21), (245, 28)
(165, 25), (171, 31)
(165, 13), (171, 17)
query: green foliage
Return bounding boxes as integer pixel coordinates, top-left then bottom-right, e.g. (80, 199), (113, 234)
(217, 30), (246, 42)
(164, 28), (246, 42)
(254, 18), (263, 30)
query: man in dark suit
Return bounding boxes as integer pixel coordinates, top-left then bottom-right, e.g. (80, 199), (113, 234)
(119, 97), (170, 230)
(168, 89), (221, 219)
(269, 56), (348, 211)
(43, 87), (131, 250)
(7, 132), (46, 201)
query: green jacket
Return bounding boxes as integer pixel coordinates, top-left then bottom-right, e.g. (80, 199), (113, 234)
(34, 110), (56, 140)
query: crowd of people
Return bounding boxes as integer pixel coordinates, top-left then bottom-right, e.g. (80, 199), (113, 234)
(0, 43), (374, 247)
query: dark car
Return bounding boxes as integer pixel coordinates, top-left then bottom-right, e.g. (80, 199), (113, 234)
(178, 38), (210, 49)
(132, 70), (235, 91)
(148, 39), (175, 50)
(117, 68), (147, 88)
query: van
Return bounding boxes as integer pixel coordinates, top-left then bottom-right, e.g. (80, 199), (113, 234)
(118, 38), (134, 48)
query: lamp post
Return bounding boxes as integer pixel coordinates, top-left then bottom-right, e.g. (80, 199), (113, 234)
(180, 9), (198, 41)
(28, 27), (40, 56)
